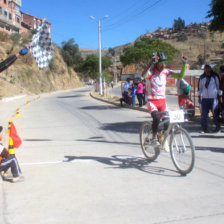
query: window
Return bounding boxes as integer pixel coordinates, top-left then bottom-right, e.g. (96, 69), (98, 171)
(4, 11), (7, 17)
(14, 5), (20, 11)
(16, 16), (20, 23)
(9, 13), (12, 20)
(0, 7), (2, 15)
(4, 0), (7, 4)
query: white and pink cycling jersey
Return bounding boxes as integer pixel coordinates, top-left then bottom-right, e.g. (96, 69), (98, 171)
(145, 68), (173, 100)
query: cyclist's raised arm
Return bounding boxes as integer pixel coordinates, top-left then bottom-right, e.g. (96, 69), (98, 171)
(171, 56), (188, 79)
(142, 52), (158, 79)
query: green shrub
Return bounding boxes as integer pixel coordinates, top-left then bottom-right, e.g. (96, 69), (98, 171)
(10, 33), (21, 45)
(9, 79), (15, 84)
(25, 71), (31, 78)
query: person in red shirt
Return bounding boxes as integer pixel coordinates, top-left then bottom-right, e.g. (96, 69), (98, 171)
(143, 52), (187, 145)
(0, 126), (22, 183)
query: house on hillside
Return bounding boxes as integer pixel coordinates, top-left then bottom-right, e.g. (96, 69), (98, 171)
(0, 0), (22, 33)
(20, 12), (51, 34)
(0, 0), (51, 35)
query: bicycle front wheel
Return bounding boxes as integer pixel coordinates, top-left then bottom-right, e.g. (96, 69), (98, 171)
(170, 126), (195, 175)
(140, 122), (160, 161)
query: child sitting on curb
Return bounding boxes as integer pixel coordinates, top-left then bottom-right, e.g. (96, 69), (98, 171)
(0, 126), (23, 183)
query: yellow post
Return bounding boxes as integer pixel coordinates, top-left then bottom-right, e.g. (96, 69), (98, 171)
(8, 137), (15, 155)
(16, 107), (20, 117)
(7, 118), (12, 134)
(26, 100), (30, 106)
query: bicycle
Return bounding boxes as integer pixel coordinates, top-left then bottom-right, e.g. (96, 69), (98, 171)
(139, 110), (195, 175)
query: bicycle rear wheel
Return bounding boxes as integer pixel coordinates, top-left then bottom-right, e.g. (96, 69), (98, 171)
(170, 126), (195, 175)
(140, 122), (160, 161)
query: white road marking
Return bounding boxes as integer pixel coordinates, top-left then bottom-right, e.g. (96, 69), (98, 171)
(20, 155), (146, 166)
(20, 159), (92, 166)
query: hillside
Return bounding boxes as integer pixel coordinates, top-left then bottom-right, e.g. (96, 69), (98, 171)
(0, 38), (82, 98)
(111, 22), (224, 75)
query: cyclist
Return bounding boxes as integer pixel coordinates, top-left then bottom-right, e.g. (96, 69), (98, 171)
(142, 52), (188, 145)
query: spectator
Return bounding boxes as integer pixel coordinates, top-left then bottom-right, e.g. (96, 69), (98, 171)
(218, 65), (224, 121)
(123, 78), (132, 104)
(198, 63), (222, 133)
(111, 80), (114, 88)
(127, 88), (132, 105)
(176, 78), (191, 108)
(0, 126), (22, 183)
(136, 79), (143, 107)
(142, 79), (146, 105)
(131, 83), (137, 106)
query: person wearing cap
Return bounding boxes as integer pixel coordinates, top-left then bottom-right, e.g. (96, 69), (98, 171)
(142, 52), (188, 145)
(198, 63), (222, 133)
(0, 126), (22, 183)
(176, 78), (191, 108)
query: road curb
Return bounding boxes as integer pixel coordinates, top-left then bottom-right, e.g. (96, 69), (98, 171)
(90, 91), (184, 112)
(90, 92), (149, 113)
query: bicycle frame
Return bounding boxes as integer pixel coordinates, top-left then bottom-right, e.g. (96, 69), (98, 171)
(140, 109), (195, 174)
(157, 118), (180, 150)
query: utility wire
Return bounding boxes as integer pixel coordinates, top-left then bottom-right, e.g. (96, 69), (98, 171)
(108, 0), (150, 21)
(104, 0), (153, 29)
(103, 0), (164, 32)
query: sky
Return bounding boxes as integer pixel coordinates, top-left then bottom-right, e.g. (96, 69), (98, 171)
(21, 0), (212, 50)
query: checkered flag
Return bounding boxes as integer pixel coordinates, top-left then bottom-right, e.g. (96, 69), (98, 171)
(30, 21), (53, 69)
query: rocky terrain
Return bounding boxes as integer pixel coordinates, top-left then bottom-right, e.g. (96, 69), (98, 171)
(0, 41), (82, 98)
(110, 22), (224, 75)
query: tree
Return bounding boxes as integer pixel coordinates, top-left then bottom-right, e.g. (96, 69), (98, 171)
(80, 54), (112, 80)
(207, 0), (224, 32)
(120, 37), (179, 68)
(61, 38), (83, 70)
(173, 17), (185, 31)
(108, 48), (115, 57)
(80, 55), (98, 79)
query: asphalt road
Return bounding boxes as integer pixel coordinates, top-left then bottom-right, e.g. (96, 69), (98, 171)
(1, 87), (224, 224)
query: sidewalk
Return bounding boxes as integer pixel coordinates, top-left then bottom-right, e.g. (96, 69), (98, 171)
(90, 90), (224, 131)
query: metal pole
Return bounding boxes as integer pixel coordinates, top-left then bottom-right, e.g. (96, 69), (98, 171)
(98, 20), (103, 95)
(114, 56), (117, 84)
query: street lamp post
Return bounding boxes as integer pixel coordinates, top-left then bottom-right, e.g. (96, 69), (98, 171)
(113, 56), (118, 84)
(90, 15), (108, 95)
